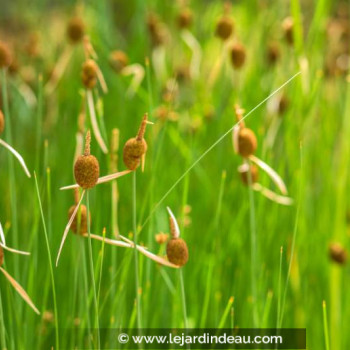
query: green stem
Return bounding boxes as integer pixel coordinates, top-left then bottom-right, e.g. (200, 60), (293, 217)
(0, 289), (7, 350)
(247, 160), (258, 326)
(1, 69), (19, 279)
(34, 172), (59, 350)
(179, 269), (188, 329)
(323, 300), (330, 350)
(86, 190), (101, 349)
(132, 171), (142, 329)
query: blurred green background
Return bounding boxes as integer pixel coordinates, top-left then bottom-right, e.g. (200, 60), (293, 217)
(0, 0), (349, 349)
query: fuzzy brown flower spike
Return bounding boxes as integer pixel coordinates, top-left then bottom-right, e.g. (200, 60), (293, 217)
(74, 131), (100, 189)
(67, 17), (85, 44)
(329, 243), (347, 265)
(81, 59), (98, 89)
(68, 189), (91, 235)
(0, 41), (12, 68)
(123, 113), (149, 171)
(0, 110), (4, 135)
(166, 207), (189, 267)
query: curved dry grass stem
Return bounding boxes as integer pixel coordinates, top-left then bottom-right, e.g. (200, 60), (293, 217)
(0, 138), (31, 177)
(167, 207), (180, 238)
(0, 267), (40, 315)
(0, 242), (30, 256)
(252, 183), (293, 206)
(86, 90), (108, 154)
(0, 222), (6, 245)
(85, 233), (179, 268)
(249, 155), (288, 195)
(56, 189), (86, 266)
(121, 64), (145, 98)
(96, 65), (108, 93)
(181, 29), (202, 79)
(44, 46), (73, 95)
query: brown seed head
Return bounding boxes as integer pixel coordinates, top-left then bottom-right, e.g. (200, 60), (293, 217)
(238, 128), (257, 158)
(67, 17), (85, 43)
(0, 110), (5, 135)
(282, 17), (294, 45)
(230, 43), (246, 69)
(267, 42), (280, 65)
(215, 16), (234, 40)
(0, 245), (3, 266)
(278, 94), (289, 115)
(329, 243), (347, 265)
(68, 204), (91, 235)
(239, 164), (259, 185)
(81, 59), (98, 89)
(155, 232), (169, 245)
(0, 41), (12, 68)
(123, 114), (149, 170)
(74, 131), (100, 189)
(147, 13), (167, 46)
(166, 238), (189, 266)
(109, 50), (129, 73)
(177, 8), (193, 29)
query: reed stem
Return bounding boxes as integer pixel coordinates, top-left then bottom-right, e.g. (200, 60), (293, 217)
(86, 191), (101, 348)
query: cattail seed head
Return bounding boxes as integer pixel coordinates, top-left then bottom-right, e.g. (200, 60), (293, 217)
(155, 232), (169, 245)
(282, 17), (294, 45)
(267, 42), (280, 65)
(67, 17), (85, 43)
(238, 128), (257, 158)
(147, 13), (167, 46)
(74, 131), (100, 189)
(177, 8), (193, 29)
(81, 59), (98, 89)
(109, 50), (129, 73)
(329, 243), (347, 265)
(0, 110), (5, 135)
(230, 43), (246, 69)
(166, 238), (189, 266)
(123, 114), (148, 170)
(215, 16), (234, 40)
(68, 204), (91, 235)
(0, 41), (12, 68)
(239, 164), (259, 185)
(0, 246), (3, 266)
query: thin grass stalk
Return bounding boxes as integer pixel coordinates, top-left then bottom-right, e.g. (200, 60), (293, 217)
(132, 171), (142, 330)
(85, 191), (101, 348)
(279, 145), (303, 326)
(323, 300), (330, 350)
(35, 75), (43, 171)
(0, 289), (7, 350)
(276, 246), (283, 328)
(139, 72), (301, 232)
(179, 269), (188, 328)
(1, 69), (19, 279)
(34, 172), (59, 350)
(247, 159), (258, 326)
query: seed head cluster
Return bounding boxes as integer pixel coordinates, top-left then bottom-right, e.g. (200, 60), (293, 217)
(329, 243), (347, 265)
(67, 17), (85, 43)
(230, 42), (246, 69)
(177, 8), (193, 29)
(123, 114), (148, 170)
(74, 131), (100, 189)
(166, 238), (189, 266)
(240, 164), (259, 185)
(68, 204), (90, 235)
(0, 246), (3, 267)
(109, 50), (129, 73)
(0, 110), (5, 135)
(0, 41), (12, 68)
(215, 16), (233, 40)
(81, 59), (98, 89)
(238, 127), (257, 158)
